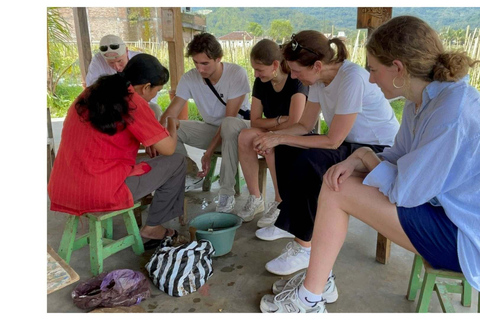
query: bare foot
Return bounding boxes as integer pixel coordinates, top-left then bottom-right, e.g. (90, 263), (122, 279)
(141, 225), (176, 239)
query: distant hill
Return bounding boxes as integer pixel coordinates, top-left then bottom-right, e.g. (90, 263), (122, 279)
(192, 7), (480, 38)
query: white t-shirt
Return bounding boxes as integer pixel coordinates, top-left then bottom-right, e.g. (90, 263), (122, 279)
(308, 60), (399, 146)
(85, 50), (140, 87)
(175, 62), (251, 126)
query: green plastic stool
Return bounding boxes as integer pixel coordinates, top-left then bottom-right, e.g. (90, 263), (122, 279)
(57, 202), (144, 276)
(406, 254), (477, 313)
(202, 151), (245, 195)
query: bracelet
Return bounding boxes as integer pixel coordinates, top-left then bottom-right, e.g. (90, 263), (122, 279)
(276, 115), (281, 125)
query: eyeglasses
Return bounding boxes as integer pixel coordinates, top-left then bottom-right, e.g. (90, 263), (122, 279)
(99, 44), (123, 52)
(291, 34), (320, 57)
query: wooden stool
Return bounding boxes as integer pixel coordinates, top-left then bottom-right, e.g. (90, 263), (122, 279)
(57, 202), (144, 276)
(257, 157), (268, 197)
(376, 233), (391, 264)
(202, 151), (245, 195)
(406, 254), (476, 313)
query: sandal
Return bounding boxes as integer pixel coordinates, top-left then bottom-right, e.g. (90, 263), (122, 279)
(143, 229), (178, 250)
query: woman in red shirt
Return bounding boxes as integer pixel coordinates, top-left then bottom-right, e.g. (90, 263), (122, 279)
(48, 54), (186, 249)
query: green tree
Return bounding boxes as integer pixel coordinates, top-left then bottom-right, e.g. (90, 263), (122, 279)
(47, 7), (74, 95)
(268, 19), (293, 42)
(247, 22), (264, 37)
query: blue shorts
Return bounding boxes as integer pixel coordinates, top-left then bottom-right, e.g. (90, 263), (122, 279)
(397, 203), (461, 272)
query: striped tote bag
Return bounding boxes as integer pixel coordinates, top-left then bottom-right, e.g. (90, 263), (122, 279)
(145, 240), (215, 297)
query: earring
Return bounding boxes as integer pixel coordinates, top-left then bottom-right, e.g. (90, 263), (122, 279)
(272, 69), (278, 79)
(393, 76), (405, 89)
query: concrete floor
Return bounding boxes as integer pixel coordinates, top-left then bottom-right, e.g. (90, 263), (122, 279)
(47, 119), (478, 313)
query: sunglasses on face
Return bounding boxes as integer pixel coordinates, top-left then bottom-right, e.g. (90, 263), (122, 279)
(291, 34), (320, 57)
(99, 44), (122, 52)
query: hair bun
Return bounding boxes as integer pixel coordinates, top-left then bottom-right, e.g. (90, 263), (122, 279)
(433, 52), (471, 82)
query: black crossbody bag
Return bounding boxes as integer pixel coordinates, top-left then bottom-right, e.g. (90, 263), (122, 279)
(204, 78), (250, 120)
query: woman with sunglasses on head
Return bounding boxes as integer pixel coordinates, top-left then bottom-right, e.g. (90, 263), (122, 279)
(260, 16), (480, 313)
(48, 54), (187, 250)
(237, 39), (308, 227)
(253, 30), (399, 279)
(85, 35), (163, 121)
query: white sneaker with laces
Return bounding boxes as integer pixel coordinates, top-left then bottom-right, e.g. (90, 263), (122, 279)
(260, 285), (327, 313)
(265, 241), (310, 275)
(237, 195), (264, 222)
(257, 201), (280, 228)
(272, 271), (338, 303)
(215, 194), (235, 213)
(256, 225), (294, 241)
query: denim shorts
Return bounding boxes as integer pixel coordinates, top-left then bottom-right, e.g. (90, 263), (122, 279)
(397, 203), (461, 272)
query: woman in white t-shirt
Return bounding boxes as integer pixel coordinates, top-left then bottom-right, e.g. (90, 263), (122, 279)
(253, 30), (399, 277)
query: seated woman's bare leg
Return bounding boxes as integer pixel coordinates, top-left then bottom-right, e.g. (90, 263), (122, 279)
(304, 176), (418, 294)
(238, 127), (266, 197)
(264, 151), (282, 202)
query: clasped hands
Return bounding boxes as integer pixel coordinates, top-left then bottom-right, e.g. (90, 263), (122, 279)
(253, 131), (281, 156)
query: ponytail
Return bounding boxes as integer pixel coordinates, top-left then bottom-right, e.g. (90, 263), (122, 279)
(328, 38), (349, 64)
(283, 30), (350, 67)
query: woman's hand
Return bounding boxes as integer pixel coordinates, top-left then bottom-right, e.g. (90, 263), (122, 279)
(253, 132), (282, 155)
(323, 158), (358, 192)
(146, 145), (158, 158)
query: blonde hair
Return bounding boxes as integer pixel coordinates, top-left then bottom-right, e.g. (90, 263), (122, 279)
(366, 16), (478, 82)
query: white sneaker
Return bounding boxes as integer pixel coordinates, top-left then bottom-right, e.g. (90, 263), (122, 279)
(256, 226), (294, 241)
(260, 286), (327, 313)
(257, 201), (280, 228)
(272, 271), (338, 303)
(216, 194), (235, 213)
(237, 195), (264, 222)
(265, 241), (310, 276)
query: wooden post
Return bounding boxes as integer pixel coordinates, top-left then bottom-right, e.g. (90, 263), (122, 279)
(357, 7), (393, 264)
(357, 7), (392, 70)
(72, 7), (92, 88)
(162, 7), (188, 120)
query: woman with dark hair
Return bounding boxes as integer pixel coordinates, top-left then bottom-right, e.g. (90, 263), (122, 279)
(260, 16), (480, 313)
(253, 30), (399, 278)
(237, 39), (308, 228)
(48, 54), (186, 249)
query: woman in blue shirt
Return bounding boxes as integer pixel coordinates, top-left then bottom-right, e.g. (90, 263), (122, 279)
(259, 15), (480, 313)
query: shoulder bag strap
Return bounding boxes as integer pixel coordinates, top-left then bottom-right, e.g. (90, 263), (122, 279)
(204, 78), (226, 106)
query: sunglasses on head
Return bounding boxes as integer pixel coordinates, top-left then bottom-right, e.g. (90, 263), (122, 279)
(99, 44), (122, 52)
(291, 34), (320, 57)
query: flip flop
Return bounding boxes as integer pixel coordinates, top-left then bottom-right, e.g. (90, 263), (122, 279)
(143, 229), (178, 250)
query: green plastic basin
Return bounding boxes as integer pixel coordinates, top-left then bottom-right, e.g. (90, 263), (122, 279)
(189, 212), (242, 257)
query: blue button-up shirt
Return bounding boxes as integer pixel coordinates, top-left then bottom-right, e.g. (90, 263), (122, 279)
(363, 77), (480, 291)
